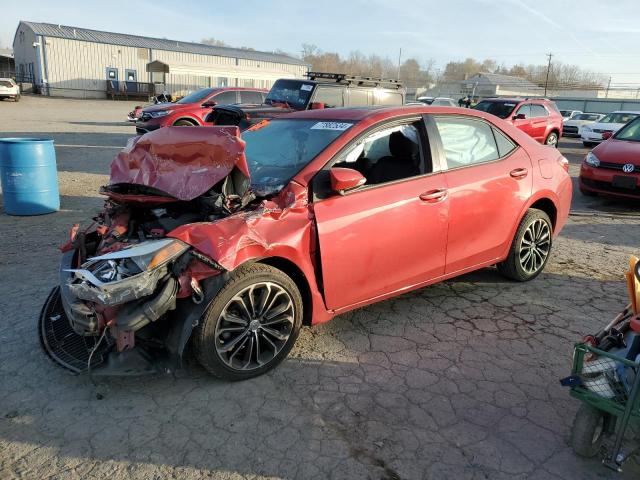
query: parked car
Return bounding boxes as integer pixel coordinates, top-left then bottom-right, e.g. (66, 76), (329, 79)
(473, 97), (563, 147)
(562, 113), (604, 137)
(207, 72), (405, 129)
(127, 94), (173, 122)
(579, 115), (640, 199)
(560, 109), (582, 121)
(416, 96), (434, 104)
(135, 87), (268, 134)
(40, 105), (571, 380)
(430, 97), (457, 107)
(0, 78), (20, 101)
(581, 111), (640, 147)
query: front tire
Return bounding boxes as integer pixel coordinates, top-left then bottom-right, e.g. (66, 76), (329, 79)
(545, 131), (558, 147)
(14, 94), (20, 102)
(579, 186), (597, 197)
(193, 263), (303, 381)
(497, 208), (553, 281)
(583, 141), (596, 148)
(173, 119), (196, 126)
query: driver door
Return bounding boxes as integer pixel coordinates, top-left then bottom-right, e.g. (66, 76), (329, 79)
(312, 118), (449, 311)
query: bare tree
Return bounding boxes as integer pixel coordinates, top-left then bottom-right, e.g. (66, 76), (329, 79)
(201, 37), (228, 47)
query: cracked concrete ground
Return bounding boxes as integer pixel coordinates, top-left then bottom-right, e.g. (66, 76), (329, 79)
(1, 96), (639, 479)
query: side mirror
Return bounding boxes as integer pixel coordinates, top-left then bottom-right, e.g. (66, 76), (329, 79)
(330, 168), (366, 195)
(310, 102), (325, 110)
(513, 113), (526, 120)
(202, 101), (217, 107)
(602, 131), (613, 140)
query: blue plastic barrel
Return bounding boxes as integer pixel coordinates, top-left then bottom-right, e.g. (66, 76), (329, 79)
(0, 138), (60, 215)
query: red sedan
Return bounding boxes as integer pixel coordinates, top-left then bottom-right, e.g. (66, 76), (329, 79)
(41, 105), (572, 380)
(579, 116), (640, 199)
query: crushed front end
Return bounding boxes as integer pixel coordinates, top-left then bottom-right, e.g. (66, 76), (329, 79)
(39, 126), (251, 375)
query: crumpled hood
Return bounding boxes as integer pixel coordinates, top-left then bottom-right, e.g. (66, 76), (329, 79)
(109, 126), (250, 201)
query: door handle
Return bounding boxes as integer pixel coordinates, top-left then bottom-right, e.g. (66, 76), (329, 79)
(510, 168), (528, 179)
(419, 189), (448, 202)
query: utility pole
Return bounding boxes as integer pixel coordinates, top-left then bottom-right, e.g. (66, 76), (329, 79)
(397, 48), (402, 81)
(605, 76), (612, 98)
(544, 52), (553, 97)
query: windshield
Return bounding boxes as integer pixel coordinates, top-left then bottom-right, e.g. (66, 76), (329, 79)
(574, 114), (601, 121)
(176, 88), (216, 104)
(473, 100), (518, 119)
(265, 79), (315, 110)
(614, 117), (640, 142)
(560, 110), (571, 117)
(243, 119), (353, 195)
(599, 112), (640, 124)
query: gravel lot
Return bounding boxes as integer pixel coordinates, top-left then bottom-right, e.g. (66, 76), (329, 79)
(1, 95), (639, 479)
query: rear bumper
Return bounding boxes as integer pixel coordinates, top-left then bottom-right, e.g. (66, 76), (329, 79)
(580, 164), (640, 198)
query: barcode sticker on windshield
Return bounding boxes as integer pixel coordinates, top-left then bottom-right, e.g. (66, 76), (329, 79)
(310, 122), (352, 131)
(300, 84), (313, 91)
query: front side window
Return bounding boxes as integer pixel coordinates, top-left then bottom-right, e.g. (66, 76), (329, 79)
(239, 91), (264, 104)
(434, 117), (500, 169)
(212, 90), (237, 105)
(243, 119), (353, 195)
(312, 86), (344, 108)
(600, 112), (640, 124)
(530, 104), (549, 118)
(514, 104), (531, 119)
(333, 122), (425, 185)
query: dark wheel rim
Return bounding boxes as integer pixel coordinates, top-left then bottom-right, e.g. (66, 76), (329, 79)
(546, 133), (558, 146)
(214, 282), (294, 371)
(518, 218), (551, 275)
(592, 416), (604, 444)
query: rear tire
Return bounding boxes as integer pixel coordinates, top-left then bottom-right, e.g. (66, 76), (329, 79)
(173, 119), (196, 126)
(571, 404), (611, 458)
(193, 264), (303, 381)
(545, 131), (558, 147)
(497, 208), (553, 282)
(14, 95), (20, 102)
(583, 141), (596, 148)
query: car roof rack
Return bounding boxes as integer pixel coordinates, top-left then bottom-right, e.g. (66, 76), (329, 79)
(306, 72), (404, 89)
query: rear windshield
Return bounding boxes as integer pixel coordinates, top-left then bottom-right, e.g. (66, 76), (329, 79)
(242, 119), (353, 195)
(473, 100), (518, 119)
(0, 80), (13, 88)
(599, 112), (640, 124)
(614, 117), (640, 142)
(176, 88), (216, 104)
(265, 79), (315, 110)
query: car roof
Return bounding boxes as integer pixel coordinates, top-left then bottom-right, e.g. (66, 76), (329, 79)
(281, 105), (492, 122)
(608, 110), (640, 114)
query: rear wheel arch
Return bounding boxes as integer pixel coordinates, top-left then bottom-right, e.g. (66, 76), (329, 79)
(256, 257), (313, 326)
(529, 197), (557, 231)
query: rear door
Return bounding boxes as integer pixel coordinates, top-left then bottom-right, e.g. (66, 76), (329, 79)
(430, 115), (533, 274)
(313, 117), (449, 310)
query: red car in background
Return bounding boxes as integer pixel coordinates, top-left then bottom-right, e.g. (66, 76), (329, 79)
(579, 115), (640, 198)
(474, 97), (563, 147)
(135, 87), (268, 134)
(41, 105), (571, 381)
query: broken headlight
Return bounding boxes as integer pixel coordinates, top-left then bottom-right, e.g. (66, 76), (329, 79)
(66, 239), (189, 305)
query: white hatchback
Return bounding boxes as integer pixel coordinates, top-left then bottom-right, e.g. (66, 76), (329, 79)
(0, 78), (20, 101)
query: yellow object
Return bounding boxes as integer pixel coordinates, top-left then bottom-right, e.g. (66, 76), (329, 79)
(627, 255), (640, 314)
(148, 241), (187, 270)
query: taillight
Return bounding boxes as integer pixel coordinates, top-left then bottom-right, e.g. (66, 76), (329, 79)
(558, 156), (569, 172)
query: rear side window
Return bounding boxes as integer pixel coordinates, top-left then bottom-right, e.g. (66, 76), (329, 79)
(492, 128), (517, 157)
(434, 117), (500, 169)
(239, 91), (263, 104)
(213, 91), (238, 105)
(313, 87), (344, 108)
(531, 104), (549, 117)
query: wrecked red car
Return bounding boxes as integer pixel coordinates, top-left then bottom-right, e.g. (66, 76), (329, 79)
(40, 106), (572, 380)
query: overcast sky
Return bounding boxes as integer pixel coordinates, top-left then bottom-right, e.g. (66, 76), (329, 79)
(2, 0), (640, 86)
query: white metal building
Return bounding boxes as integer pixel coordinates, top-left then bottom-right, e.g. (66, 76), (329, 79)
(12, 21), (308, 98)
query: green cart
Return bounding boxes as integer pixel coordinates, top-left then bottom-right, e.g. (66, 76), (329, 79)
(568, 343), (640, 471)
